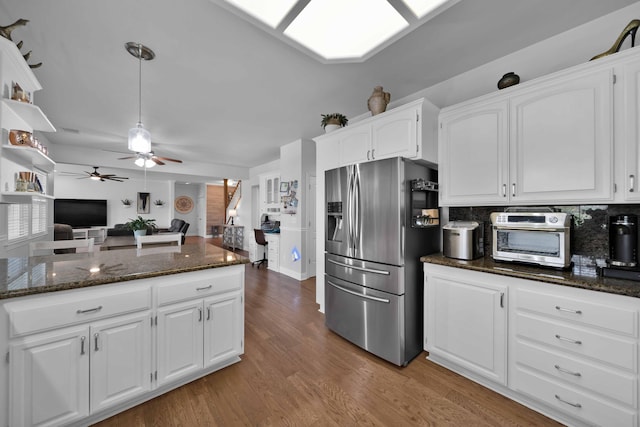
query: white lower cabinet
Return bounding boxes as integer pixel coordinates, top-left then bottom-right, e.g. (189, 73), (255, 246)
(156, 291), (243, 387)
(424, 264), (507, 385)
(10, 312), (151, 427)
(10, 327), (89, 427)
(424, 262), (640, 427)
(2, 265), (245, 427)
(265, 233), (280, 272)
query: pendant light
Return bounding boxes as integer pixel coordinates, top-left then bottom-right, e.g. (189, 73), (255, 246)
(125, 42), (155, 154)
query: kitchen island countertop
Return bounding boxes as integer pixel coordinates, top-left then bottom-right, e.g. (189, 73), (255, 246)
(421, 253), (640, 299)
(0, 243), (248, 300)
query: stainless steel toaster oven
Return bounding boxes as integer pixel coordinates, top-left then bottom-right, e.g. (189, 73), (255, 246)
(490, 211), (571, 268)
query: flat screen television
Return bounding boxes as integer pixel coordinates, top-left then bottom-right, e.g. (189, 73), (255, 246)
(54, 199), (107, 228)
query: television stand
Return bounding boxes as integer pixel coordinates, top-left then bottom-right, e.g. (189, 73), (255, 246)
(72, 227), (106, 244)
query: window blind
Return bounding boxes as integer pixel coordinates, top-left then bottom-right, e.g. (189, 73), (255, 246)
(31, 198), (47, 235)
(8, 203), (29, 240)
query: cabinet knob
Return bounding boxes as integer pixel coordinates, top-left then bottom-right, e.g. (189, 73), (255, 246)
(630, 174), (635, 192)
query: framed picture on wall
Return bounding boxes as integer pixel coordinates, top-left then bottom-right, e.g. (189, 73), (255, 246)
(138, 192), (150, 214)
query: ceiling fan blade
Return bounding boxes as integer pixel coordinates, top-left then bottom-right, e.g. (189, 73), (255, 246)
(152, 158), (166, 166)
(110, 176), (129, 180)
(117, 156), (137, 160)
(155, 156), (182, 163)
(107, 178), (125, 182)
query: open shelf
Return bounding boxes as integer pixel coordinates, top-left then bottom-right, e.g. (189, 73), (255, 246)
(2, 99), (56, 132)
(3, 145), (55, 172)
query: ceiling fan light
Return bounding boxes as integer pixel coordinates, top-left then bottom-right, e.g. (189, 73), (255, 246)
(134, 157), (146, 167)
(128, 124), (152, 153)
(90, 176), (100, 181)
(145, 159), (156, 168)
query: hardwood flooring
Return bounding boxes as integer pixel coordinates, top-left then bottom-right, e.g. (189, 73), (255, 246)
(94, 242), (560, 426)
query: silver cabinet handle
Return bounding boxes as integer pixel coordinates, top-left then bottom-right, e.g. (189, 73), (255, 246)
(502, 184), (506, 197)
(196, 285), (212, 291)
(555, 394), (582, 408)
(94, 333), (99, 351)
(512, 183), (516, 197)
(367, 150), (370, 161)
(371, 149), (375, 159)
(207, 307), (211, 321)
(555, 334), (582, 345)
(327, 280), (390, 303)
(77, 305), (103, 314)
(555, 305), (582, 315)
(80, 336), (86, 355)
(631, 174), (635, 192)
(500, 292), (504, 308)
(554, 364), (581, 377)
(198, 307), (203, 322)
(327, 258), (390, 275)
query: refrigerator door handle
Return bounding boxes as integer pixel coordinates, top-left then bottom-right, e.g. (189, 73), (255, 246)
(327, 280), (390, 303)
(327, 258), (391, 275)
(346, 167), (354, 252)
(353, 167), (361, 251)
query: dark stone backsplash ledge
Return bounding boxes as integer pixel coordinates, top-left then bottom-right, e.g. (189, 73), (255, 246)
(448, 204), (640, 260)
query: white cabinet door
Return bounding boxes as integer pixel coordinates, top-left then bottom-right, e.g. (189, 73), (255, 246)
(371, 105), (418, 160)
(339, 126), (371, 166)
(509, 68), (613, 203)
(266, 234), (280, 272)
(623, 57), (640, 200)
(439, 99), (509, 206)
(156, 300), (204, 386)
(90, 312), (151, 412)
(204, 292), (243, 367)
(10, 326), (89, 427)
(425, 270), (507, 385)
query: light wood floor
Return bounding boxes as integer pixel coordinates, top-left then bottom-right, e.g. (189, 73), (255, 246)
(94, 239), (560, 426)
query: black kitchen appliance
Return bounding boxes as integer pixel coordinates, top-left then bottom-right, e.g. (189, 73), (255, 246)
(601, 214), (640, 281)
(609, 214), (638, 267)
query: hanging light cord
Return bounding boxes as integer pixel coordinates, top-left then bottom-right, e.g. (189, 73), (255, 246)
(137, 43), (143, 126)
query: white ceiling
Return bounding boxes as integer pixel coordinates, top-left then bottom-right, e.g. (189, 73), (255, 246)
(0, 0), (636, 182)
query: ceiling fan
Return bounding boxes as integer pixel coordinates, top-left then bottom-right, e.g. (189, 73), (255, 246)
(118, 151), (183, 167)
(80, 166), (129, 182)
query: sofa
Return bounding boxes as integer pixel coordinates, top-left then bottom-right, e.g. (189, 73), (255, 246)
(106, 224), (153, 237)
(53, 223), (75, 254)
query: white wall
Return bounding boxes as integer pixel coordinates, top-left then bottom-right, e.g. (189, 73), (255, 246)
(174, 183), (199, 236)
(279, 138), (315, 280)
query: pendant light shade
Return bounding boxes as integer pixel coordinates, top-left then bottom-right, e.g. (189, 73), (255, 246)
(125, 42), (155, 154)
(128, 123), (151, 153)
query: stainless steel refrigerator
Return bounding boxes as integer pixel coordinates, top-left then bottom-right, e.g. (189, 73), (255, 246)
(325, 156), (440, 366)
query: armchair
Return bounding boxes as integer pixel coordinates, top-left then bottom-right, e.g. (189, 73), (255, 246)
(159, 219), (190, 244)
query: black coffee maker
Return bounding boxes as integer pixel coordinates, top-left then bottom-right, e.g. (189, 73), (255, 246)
(609, 214), (638, 267)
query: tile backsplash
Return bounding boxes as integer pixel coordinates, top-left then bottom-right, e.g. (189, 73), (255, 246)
(448, 205), (640, 260)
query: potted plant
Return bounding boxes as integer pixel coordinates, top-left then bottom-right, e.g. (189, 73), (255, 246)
(321, 113), (348, 133)
(125, 215), (156, 237)
(121, 198), (132, 208)
(153, 199), (165, 207)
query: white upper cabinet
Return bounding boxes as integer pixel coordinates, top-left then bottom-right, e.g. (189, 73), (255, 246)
(439, 63), (614, 206)
(316, 98), (438, 169)
(509, 68), (612, 203)
(622, 55), (640, 201)
(439, 99), (509, 205)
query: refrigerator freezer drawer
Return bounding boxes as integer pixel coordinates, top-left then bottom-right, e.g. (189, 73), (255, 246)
(325, 274), (405, 366)
(325, 253), (405, 295)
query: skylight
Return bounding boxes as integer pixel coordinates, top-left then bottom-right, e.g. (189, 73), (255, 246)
(284, 0), (408, 60)
(222, 0), (298, 28)
(213, 0), (460, 63)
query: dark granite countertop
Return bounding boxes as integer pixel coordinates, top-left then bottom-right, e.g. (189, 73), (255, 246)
(421, 253), (640, 299)
(0, 243), (249, 300)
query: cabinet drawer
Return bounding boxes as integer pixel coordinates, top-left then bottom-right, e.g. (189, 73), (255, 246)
(513, 366), (636, 427)
(515, 339), (637, 407)
(156, 268), (242, 306)
(6, 286), (151, 338)
(516, 288), (637, 336)
(515, 313), (637, 371)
